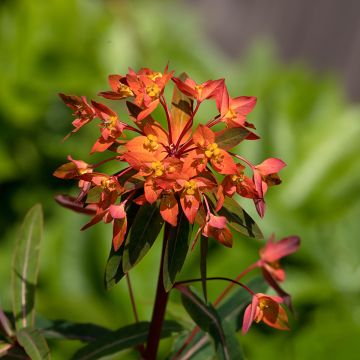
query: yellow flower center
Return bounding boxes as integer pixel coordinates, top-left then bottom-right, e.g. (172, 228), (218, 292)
(146, 83), (160, 98)
(118, 83), (134, 97)
(225, 107), (237, 120)
(205, 142), (221, 159)
(184, 180), (197, 195)
(143, 134), (159, 151)
(101, 178), (117, 191)
(231, 174), (244, 184)
(104, 115), (117, 130)
(195, 84), (204, 96)
(147, 72), (162, 81)
(151, 161), (164, 177)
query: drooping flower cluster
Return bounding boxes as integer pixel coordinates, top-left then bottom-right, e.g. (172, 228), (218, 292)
(54, 66), (298, 334)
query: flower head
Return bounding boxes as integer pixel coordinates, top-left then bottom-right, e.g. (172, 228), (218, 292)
(242, 293), (289, 334)
(55, 66), (285, 250)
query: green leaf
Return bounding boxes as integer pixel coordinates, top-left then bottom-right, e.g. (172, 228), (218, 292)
(208, 194), (263, 239)
(12, 204), (43, 330)
(200, 236), (208, 303)
(16, 327), (51, 360)
(71, 320), (183, 360)
(163, 211), (191, 291)
(215, 127), (251, 150)
(36, 317), (110, 342)
(104, 200), (140, 290)
(178, 286), (242, 360)
(122, 203), (164, 273)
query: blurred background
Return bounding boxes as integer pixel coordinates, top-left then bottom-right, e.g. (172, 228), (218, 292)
(1, 0), (359, 358)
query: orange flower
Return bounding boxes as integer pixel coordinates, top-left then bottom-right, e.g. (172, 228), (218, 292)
(242, 293), (289, 334)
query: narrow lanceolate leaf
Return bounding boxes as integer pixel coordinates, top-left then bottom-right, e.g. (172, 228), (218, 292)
(122, 203), (164, 273)
(200, 236), (208, 303)
(38, 318), (111, 342)
(163, 211), (191, 291)
(208, 194), (263, 239)
(178, 286), (242, 360)
(170, 72), (193, 144)
(16, 327), (51, 360)
(104, 200), (140, 290)
(71, 321), (183, 360)
(12, 204), (43, 330)
(215, 127), (251, 150)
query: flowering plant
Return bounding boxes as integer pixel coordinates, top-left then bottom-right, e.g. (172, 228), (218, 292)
(51, 65), (300, 359)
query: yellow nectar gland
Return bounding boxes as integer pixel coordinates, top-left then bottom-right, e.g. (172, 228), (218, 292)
(101, 178), (117, 191)
(205, 143), (221, 159)
(146, 83), (160, 98)
(195, 84), (204, 96)
(151, 161), (164, 177)
(184, 180), (197, 195)
(231, 173), (244, 184)
(143, 134), (159, 151)
(104, 115), (117, 130)
(118, 83), (134, 97)
(225, 107), (237, 120)
(147, 72), (162, 81)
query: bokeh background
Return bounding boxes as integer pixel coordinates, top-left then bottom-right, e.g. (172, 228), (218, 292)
(1, 0), (360, 358)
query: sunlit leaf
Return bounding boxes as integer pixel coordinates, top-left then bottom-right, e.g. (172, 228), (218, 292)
(163, 211), (191, 291)
(71, 320), (183, 360)
(122, 203), (164, 273)
(12, 204), (43, 330)
(170, 72), (193, 145)
(16, 327), (50, 360)
(215, 127), (251, 150)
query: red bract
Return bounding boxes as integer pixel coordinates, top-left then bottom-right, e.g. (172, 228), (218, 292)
(59, 94), (95, 139)
(259, 234), (300, 281)
(242, 293), (289, 334)
(172, 76), (223, 103)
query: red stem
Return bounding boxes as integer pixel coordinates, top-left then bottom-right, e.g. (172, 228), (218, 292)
(144, 225), (170, 359)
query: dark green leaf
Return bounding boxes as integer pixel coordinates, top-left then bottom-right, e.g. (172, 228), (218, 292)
(122, 203), (164, 273)
(178, 286), (241, 360)
(12, 204), (43, 330)
(104, 200), (140, 290)
(36, 317), (110, 342)
(71, 320), (183, 360)
(163, 211), (191, 291)
(200, 236), (208, 303)
(16, 327), (50, 360)
(208, 194), (263, 239)
(215, 127), (251, 150)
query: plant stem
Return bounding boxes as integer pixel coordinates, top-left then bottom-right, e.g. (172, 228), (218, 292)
(144, 225), (170, 359)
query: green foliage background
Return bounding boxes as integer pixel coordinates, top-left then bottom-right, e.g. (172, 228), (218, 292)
(1, 0), (359, 358)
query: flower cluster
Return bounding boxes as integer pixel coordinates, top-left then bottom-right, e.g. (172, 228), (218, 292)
(55, 65), (285, 249)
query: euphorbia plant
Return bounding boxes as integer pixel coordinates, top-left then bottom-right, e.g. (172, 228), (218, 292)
(53, 65), (300, 359)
